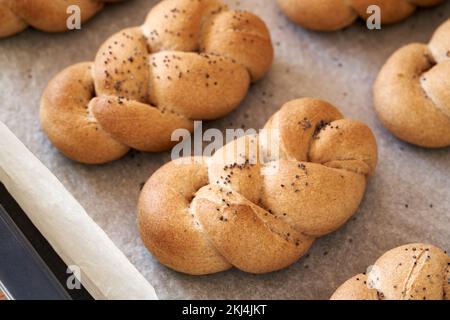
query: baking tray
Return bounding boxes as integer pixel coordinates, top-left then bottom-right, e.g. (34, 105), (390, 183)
(0, 0), (449, 299)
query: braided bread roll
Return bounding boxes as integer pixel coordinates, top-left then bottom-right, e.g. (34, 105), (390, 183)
(0, 0), (125, 38)
(374, 19), (450, 148)
(277, 0), (444, 31)
(40, 0), (273, 164)
(331, 243), (450, 300)
(138, 98), (378, 275)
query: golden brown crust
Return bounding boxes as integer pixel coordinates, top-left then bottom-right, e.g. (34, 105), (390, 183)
(0, 0), (125, 38)
(138, 157), (232, 275)
(0, 0), (27, 37)
(40, 62), (130, 164)
(277, 0), (444, 31)
(331, 274), (379, 300)
(331, 243), (450, 300)
(40, 0), (273, 164)
(138, 98), (378, 275)
(374, 19), (450, 148)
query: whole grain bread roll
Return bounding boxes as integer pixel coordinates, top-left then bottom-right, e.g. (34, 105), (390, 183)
(40, 0), (273, 164)
(331, 243), (450, 300)
(0, 0), (125, 38)
(138, 98), (378, 275)
(374, 19), (450, 148)
(277, 0), (444, 31)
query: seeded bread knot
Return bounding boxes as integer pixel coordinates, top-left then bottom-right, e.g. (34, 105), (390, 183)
(0, 0), (124, 38)
(331, 243), (450, 300)
(40, 0), (273, 164)
(374, 19), (450, 148)
(138, 98), (378, 275)
(277, 0), (444, 31)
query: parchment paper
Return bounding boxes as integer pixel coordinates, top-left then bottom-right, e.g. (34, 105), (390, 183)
(0, 0), (449, 299)
(0, 122), (157, 300)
